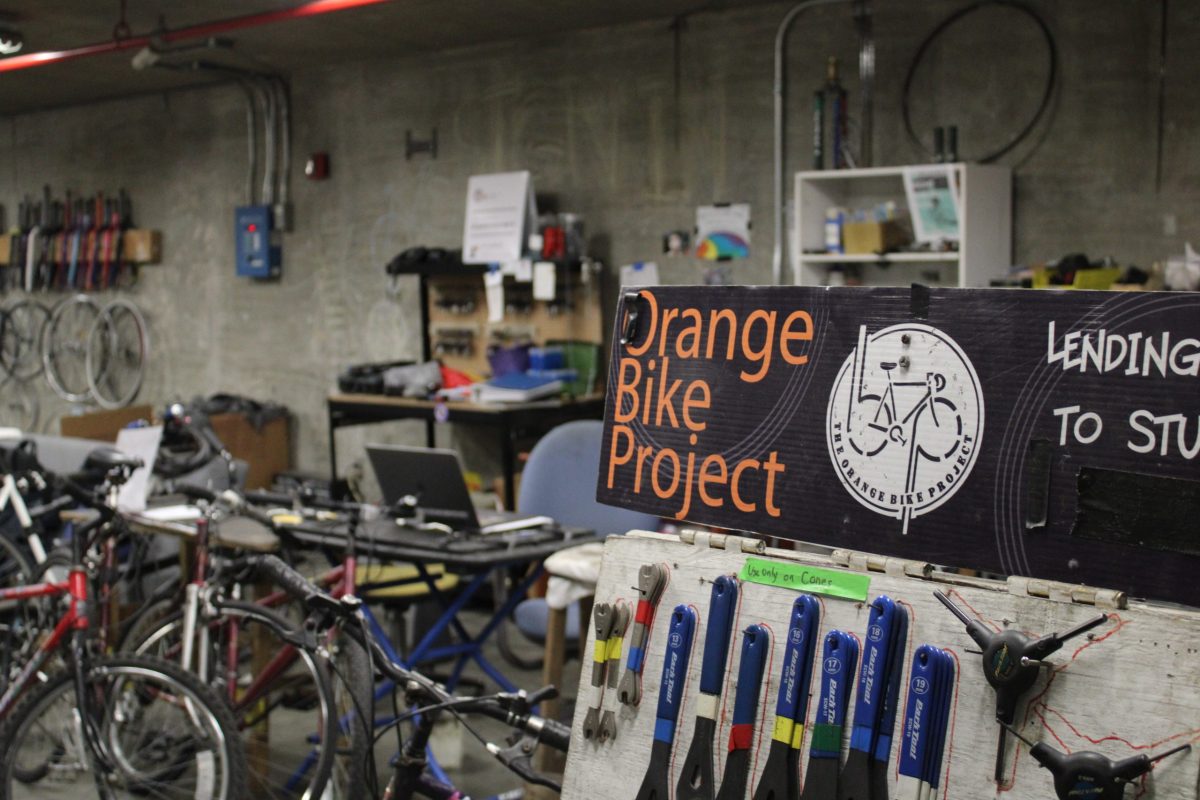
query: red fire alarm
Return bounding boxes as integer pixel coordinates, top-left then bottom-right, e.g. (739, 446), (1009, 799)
(305, 153), (330, 180)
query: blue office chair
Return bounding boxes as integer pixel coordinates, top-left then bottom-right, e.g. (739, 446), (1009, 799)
(509, 420), (659, 655)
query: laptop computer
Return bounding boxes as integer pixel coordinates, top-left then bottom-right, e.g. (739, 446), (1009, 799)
(366, 444), (552, 535)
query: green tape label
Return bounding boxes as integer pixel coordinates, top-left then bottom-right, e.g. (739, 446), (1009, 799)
(738, 557), (869, 602)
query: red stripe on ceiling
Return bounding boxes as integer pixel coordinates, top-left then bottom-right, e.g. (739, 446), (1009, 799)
(0, 0), (392, 73)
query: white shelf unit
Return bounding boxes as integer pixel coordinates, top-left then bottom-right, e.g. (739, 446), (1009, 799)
(794, 163), (1012, 287)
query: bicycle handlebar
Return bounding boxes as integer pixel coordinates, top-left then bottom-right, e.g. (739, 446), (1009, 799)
(247, 553), (572, 757)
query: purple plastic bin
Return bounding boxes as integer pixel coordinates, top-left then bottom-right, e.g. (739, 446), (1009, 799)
(487, 343), (531, 377)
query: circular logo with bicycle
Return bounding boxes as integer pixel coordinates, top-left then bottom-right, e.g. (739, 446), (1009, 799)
(826, 323), (983, 534)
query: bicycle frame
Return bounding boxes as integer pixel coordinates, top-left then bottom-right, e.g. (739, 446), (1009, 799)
(0, 570), (78, 716)
(0, 472), (49, 564)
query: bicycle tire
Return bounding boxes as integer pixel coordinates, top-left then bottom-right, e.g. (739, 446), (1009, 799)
(329, 629), (373, 800)
(85, 299), (149, 410)
(0, 654), (248, 799)
(41, 295), (100, 403)
(0, 300), (49, 382)
(125, 599), (342, 800)
(0, 533), (40, 700)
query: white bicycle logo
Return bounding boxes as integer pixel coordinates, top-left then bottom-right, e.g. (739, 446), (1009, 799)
(827, 323), (984, 534)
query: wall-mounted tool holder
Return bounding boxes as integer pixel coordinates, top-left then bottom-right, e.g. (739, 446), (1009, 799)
(398, 256), (605, 389)
(561, 531), (1200, 800)
(0, 187), (160, 294)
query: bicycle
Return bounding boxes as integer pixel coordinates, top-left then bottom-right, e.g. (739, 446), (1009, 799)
(252, 554), (570, 800)
(0, 450), (247, 799)
(120, 486), (374, 800)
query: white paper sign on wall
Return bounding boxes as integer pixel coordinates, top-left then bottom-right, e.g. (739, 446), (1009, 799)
(462, 171), (537, 264)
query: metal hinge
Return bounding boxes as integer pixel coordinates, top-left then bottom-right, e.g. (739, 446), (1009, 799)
(1005, 576), (1128, 610)
(830, 548), (933, 580)
(679, 529), (765, 555)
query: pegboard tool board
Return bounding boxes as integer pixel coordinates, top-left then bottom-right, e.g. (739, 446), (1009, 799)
(427, 264), (605, 378)
(561, 532), (1200, 799)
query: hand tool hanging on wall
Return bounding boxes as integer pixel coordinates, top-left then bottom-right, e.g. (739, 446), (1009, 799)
(867, 605), (908, 800)
(753, 594), (822, 800)
(933, 590), (1108, 784)
(83, 192), (104, 291)
(677, 576), (740, 800)
(619, 563), (669, 707)
(799, 630), (860, 800)
(38, 188), (63, 291)
(598, 603), (630, 742)
(51, 190), (71, 289)
(895, 645), (955, 800)
(1003, 722), (1190, 800)
(838, 595), (908, 800)
(583, 603), (616, 741)
(714, 624), (770, 800)
(634, 604), (698, 800)
(22, 191), (41, 292)
(66, 196), (84, 290)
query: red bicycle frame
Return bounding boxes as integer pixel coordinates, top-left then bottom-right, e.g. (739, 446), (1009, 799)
(0, 566), (89, 716)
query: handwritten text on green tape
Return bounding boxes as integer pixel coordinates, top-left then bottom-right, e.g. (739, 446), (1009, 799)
(738, 557), (870, 602)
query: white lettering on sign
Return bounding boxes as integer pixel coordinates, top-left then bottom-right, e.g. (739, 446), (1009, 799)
(1046, 321), (1200, 378)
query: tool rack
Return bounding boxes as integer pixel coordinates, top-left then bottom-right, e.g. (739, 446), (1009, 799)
(561, 530), (1200, 799)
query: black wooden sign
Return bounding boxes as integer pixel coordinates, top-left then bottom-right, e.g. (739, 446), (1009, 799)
(596, 286), (1200, 606)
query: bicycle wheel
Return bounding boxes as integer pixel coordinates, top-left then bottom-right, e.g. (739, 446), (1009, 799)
(0, 375), (38, 433)
(329, 631), (373, 800)
(0, 300), (49, 381)
(0, 654), (247, 799)
(86, 299), (149, 410)
(126, 599), (355, 799)
(42, 295), (100, 403)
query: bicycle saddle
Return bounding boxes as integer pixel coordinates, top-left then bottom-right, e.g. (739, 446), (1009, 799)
(82, 447), (144, 475)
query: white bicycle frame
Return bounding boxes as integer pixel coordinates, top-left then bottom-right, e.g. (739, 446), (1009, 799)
(0, 472), (49, 564)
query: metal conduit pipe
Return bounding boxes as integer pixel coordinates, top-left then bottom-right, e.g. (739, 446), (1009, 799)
(270, 77), (291, 211)
(772, 0), (855, 286)
(234, 79), (259, 205)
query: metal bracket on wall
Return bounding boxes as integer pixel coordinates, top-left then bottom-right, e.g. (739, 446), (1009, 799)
(406, 128), (437, 160)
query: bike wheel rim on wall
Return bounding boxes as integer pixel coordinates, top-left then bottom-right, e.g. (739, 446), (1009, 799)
(85, 299), (149, 410)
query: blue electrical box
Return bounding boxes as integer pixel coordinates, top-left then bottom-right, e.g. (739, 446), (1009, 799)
(235, 205), (281, 279)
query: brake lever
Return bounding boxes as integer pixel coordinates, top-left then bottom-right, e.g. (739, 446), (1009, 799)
(487, 734), (562, 793)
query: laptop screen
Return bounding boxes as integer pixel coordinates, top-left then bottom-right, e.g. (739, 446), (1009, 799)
(366, 444), (480, 529)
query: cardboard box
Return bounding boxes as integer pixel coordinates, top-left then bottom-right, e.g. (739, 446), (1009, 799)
(0, 234), (10, 266)
(122, 229), (162, 264)
(210, 413), (290, 490)
(841, 220), (910, 255)
(61, 405), (154, 442)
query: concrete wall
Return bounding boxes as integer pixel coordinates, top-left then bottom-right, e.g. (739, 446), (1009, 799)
(1, 0), (1195, 480)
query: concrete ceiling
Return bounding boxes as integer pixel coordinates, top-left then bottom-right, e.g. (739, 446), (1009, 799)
(0, 0), (780, 115)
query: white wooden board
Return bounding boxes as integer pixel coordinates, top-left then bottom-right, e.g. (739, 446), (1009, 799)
(561, 532), (1200, 800)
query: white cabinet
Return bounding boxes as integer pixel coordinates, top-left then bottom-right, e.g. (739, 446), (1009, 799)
(793, 163), (1012, 287)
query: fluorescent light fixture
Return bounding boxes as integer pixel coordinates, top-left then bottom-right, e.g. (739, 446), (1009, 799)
(0, 26), (22, 55)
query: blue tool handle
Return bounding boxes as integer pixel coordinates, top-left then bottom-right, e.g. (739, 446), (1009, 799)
(793, 594), (823, 726)
(873, 606), (909, 761)
(731, 625), (770, 726)
(774, 594), (820, 720)
(849, 595), (898, 753)
(654, 605), (698, 744)
(925, 649), (956, 789)
(898, 645), (941, 779)
(811, 630), (858, 757)
(699, 576), (739, 696)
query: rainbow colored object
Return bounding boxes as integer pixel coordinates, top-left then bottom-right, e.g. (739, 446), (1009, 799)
(696, 232), (750, 260)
